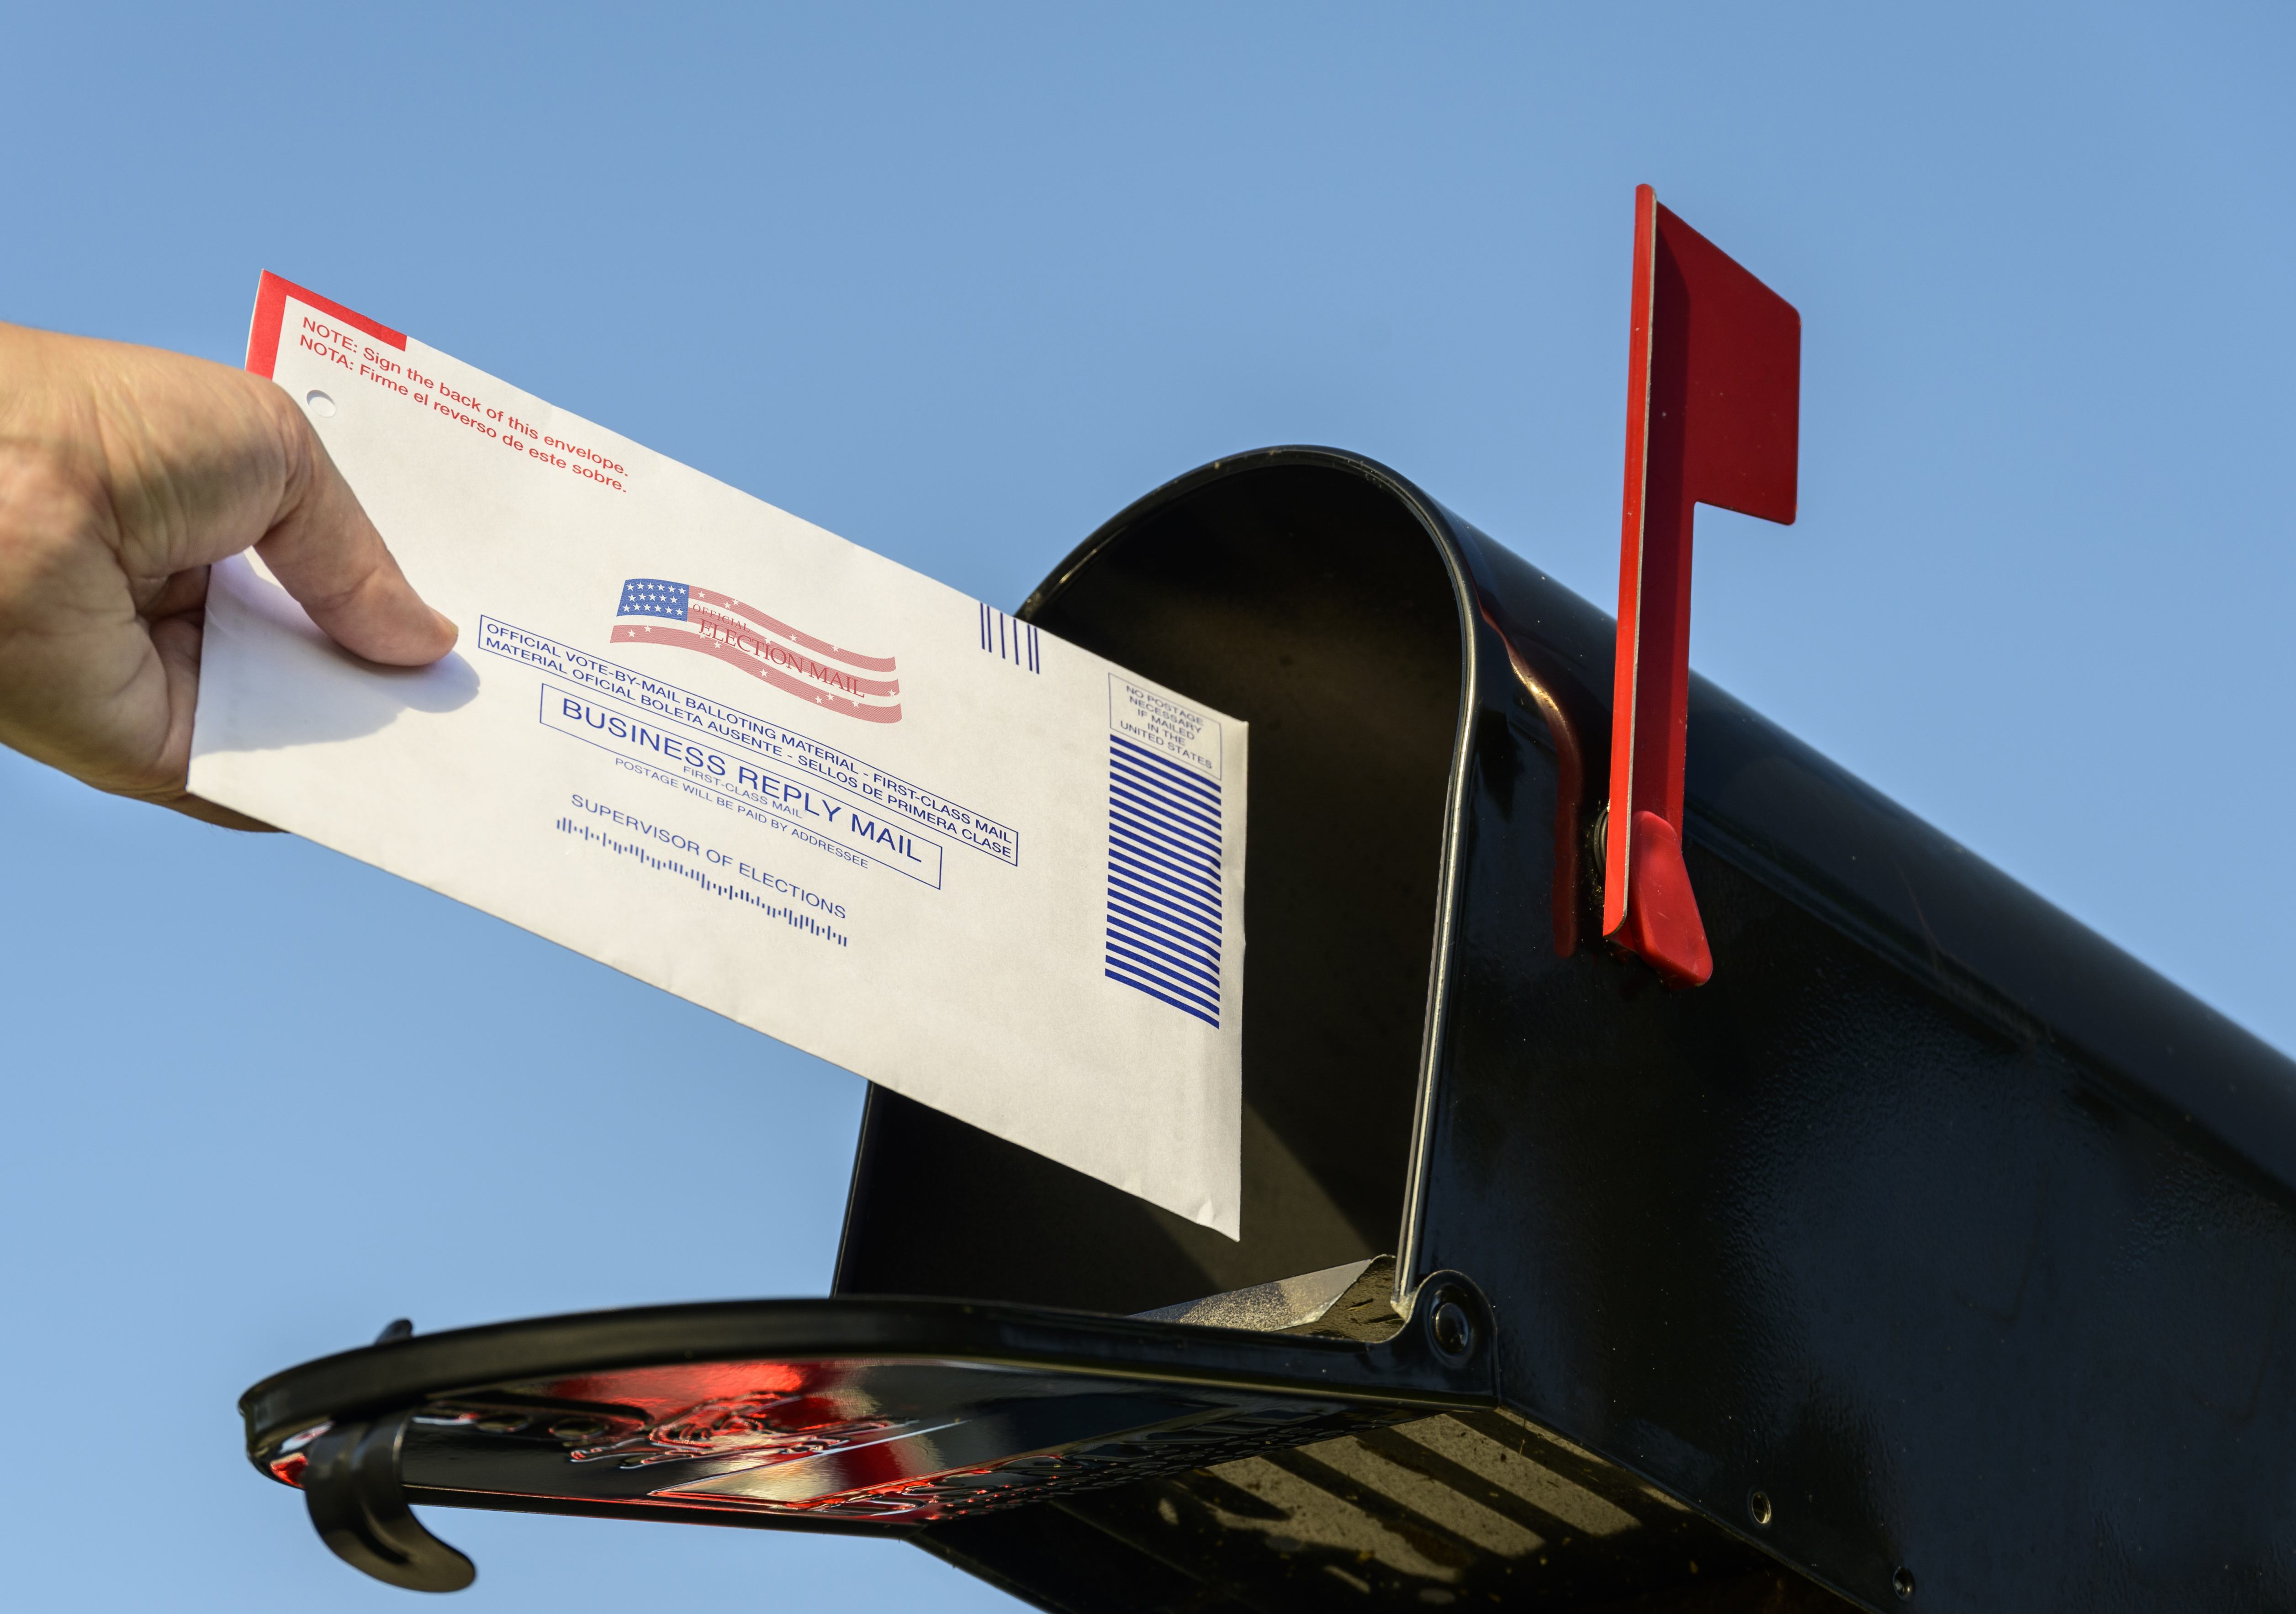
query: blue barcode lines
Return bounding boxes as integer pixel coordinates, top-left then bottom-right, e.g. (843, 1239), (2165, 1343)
(979, 603), (1041, 672)
(1109, 806), (1219, 868)
(1109, 865), (1219, 926)
(1109, 755), (1218, 824)
(1103, 734), (1222, 1028)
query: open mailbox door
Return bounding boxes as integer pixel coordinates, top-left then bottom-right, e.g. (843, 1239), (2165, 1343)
(242, 209), (2296, 1614)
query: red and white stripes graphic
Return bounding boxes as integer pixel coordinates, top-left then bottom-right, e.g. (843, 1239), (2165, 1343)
(610, 580), (902, 724)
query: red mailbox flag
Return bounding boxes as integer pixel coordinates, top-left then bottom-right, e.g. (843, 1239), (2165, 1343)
(1604, 187), (1801, 987)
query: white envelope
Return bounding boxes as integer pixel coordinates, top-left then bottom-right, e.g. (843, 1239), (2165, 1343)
(190, 274), (1245, 1234)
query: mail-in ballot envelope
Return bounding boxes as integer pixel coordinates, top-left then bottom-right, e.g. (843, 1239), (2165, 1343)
(190, 274), (1245, 1234)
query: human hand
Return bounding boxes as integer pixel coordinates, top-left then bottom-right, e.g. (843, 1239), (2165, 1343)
(0, 321), (455, 828)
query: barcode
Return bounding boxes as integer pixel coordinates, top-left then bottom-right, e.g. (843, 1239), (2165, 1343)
(1103, 735), (1222, 1029)
(979, 603), (1040, 672)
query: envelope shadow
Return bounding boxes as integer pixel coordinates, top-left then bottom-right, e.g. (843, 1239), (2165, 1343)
(196, 563), (483, 752)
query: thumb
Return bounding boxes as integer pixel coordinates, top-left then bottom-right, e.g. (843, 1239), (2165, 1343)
(257, 402), (457, 665)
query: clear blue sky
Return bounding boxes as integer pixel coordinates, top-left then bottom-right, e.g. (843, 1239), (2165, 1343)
(3, 5), (2289, 1609)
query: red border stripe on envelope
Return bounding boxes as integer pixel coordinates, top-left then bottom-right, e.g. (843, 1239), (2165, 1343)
(245, 271), (407, 380)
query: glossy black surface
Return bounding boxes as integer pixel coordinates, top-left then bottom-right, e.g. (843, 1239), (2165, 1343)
(302, 1410), (477, 1592)
(927, 1404), (1803, 1613)
(241, 1285), (1493, 1535)
(247, 446), (2296, 1611)
(837, 448), (2296, 1611)
(1441, 491), (2296, 1612)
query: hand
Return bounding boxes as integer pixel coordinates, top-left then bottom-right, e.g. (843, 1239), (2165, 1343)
(0, 321), (455, 828)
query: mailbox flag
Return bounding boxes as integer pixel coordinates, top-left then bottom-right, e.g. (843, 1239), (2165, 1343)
(1605, 187), (1801, 986)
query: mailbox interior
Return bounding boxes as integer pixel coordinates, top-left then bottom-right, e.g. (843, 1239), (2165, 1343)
(835, 460), (1470, 1313)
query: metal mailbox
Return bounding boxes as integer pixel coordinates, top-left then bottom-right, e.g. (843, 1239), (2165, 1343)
(245, 443), (2296, 1611)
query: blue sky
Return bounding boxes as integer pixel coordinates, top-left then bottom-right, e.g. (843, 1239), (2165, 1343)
(2, 5), (2289, 1609)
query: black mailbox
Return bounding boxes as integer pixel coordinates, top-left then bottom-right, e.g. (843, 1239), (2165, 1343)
(244, 446), (2296, 1613)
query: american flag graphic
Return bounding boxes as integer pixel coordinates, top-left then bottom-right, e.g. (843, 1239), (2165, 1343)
(610, 578), (902, 724)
